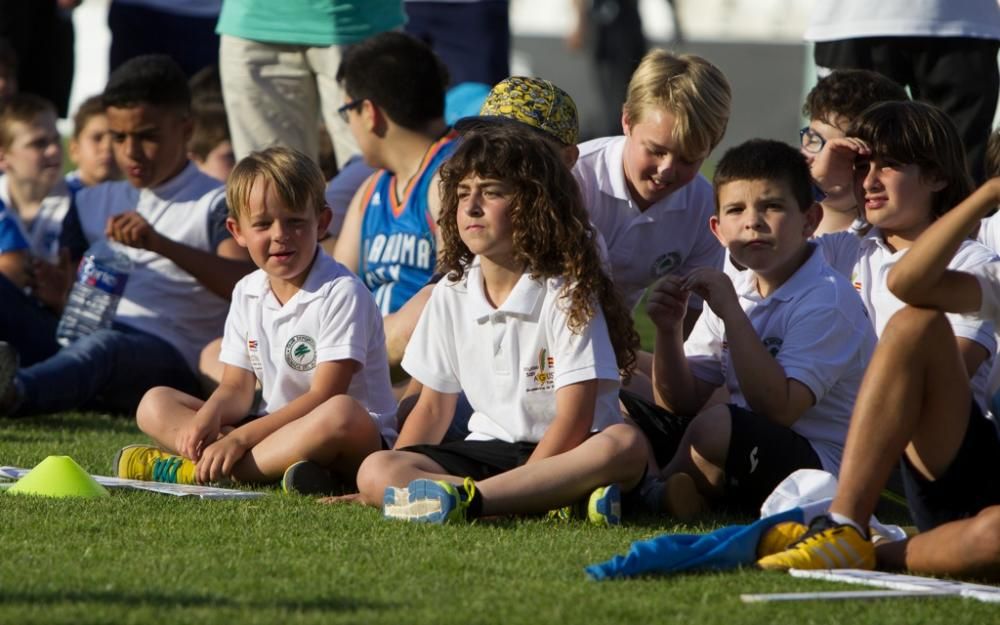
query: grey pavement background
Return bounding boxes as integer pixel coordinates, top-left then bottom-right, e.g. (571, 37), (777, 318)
(513, 35), (810, 159)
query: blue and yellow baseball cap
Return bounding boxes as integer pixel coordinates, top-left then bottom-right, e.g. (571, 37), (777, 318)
(454, 76), (579, 146)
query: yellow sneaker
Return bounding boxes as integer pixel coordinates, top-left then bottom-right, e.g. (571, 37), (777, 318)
(757, 515), (875, 571)
(113, 444), (196, 484)
(548, 484), (622, 526)
(756, 521), (808, 559)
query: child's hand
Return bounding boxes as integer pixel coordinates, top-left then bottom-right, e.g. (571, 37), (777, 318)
(196, 434), (248, 483)
(646, 275), (691, 329)
(29, 250), (73, 311)
(682, 267), (740, 320)
(811, 137), (871, 200)
(177, 413), (221, 461)
(106, 213), (163, 252)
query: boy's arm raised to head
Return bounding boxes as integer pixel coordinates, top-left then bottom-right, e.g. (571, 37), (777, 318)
(333, 172), (378, 274)
(887, 178), (1000, 313)
(526, 379), (598, 463)
(648, 275), (718, 414)
(393, 384), (459, 448)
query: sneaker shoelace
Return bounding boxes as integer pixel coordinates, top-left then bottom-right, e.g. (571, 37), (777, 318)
(152, 456), (185, 483)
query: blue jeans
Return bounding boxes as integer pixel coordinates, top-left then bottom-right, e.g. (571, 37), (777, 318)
(0, 273), (60, 366)
(16, 322), (202, 416)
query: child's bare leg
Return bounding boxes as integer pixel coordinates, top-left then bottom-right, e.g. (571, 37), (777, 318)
(475, 423), (646, 516)
(875, 506), (1000, 581)
(356, 450), (456, 506)
(660, 402), (731, 497)
(135, 386), (205, 454)
(830, 307), (971, 527)
(230, 395), (383, 483)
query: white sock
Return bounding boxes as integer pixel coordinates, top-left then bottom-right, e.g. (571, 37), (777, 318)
(828, 512), (867, 537)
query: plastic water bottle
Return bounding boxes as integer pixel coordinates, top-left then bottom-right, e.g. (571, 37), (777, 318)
(56, 240), (133, 347)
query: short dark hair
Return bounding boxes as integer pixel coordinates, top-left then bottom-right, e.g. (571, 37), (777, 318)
(336, 32), (447, 130)
(187, 103), (230, 160)
(102, 54), (191, 115)
(71, 95), (105, 139)
(986, 127), (1000, 180)
(713, 139), (814, 213)
(803, 69), (908, 125)
(848, 100), (971, 219)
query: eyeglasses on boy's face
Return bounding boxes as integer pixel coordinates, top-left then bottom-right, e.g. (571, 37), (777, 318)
(799, 126), (827, 154)
(337, 99), (365, 123)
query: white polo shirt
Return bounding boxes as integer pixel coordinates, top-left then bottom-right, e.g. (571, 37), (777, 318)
(685, 245), (877, 474)
(573, 136), (723, 310)
(220, 250), (398, 444)
(977, 214), (1000, 255)
(0, 174), (72, 263)
(71, 163), (231, 371)
(402, 261), (622, 443)
(816, 229), (997, 409)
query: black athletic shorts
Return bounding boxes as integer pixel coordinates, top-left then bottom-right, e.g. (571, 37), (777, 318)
(723, 405), (823, 513)
(900, 400), (1000, 532)
(400, 439), (538, 481)
(620, 391), (822, 513)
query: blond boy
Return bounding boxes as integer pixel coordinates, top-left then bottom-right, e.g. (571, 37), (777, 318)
(114, 147), (396, 494)
(572, 49), (731, 329)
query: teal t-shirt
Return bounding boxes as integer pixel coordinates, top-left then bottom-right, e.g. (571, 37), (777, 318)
(217, 0), (405, 46)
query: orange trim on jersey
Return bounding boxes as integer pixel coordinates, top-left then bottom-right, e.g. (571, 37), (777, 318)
(388, 131), (458, 218)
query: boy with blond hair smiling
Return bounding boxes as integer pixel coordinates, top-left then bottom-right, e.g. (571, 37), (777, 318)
(115, 146), (396, 492)
(572, 49), (731, 329)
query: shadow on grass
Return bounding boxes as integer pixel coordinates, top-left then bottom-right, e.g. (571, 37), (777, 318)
(0, 588), (391, 613)
(1, 412), (137, 434)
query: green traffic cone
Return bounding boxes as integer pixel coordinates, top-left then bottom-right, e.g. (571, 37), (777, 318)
(7, 455), (109, 498)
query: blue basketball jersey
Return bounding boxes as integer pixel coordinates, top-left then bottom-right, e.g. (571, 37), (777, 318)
(359, 132), (458, 314)
(0, 199), (29, 255)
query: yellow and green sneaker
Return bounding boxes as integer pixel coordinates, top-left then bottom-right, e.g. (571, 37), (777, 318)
(548, 484), (622, 526)
(383, 477), (476, 524)
(113, 444), (196, 484)
(757, 515), (875, 571)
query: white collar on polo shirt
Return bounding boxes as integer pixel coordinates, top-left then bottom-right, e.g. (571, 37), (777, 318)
(466, 261), (546, 322)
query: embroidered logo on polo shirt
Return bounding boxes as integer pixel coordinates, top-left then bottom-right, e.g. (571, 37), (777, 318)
(284, 335), (317, 371)
(524, 348), (555, 392)
(247, 337), (263, 373)
(651, 251), (682, 278)
(762, 337), (783, 357)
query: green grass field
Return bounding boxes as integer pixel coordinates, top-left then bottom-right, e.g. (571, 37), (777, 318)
(1, 312), (994, 624)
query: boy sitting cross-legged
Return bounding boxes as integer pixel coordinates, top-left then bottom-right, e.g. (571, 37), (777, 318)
(632, 139), (877, 518)
(115, 147), (397, 493)
(757, 178), (1000, 580)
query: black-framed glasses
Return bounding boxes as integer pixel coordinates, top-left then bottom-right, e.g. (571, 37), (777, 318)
(799, 126), (826, 154)
(337, 99), (364, 123)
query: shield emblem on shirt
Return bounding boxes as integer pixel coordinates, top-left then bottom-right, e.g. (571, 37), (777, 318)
(284, 335), (317, 371)
(651, 251), (682, 277)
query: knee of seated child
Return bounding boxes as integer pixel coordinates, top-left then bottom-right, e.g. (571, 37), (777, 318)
(969, 506), (1000, 562)
(685, 404), (732, 464)
(355, 449), (395, 505)
(308, 395), (374, 437)
(135, 386), (175, 428)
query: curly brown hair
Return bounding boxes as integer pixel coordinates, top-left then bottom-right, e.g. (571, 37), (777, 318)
(437, 124), (638, 380)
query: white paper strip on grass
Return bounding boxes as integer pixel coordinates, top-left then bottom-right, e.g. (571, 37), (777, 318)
(0, 466), (265, 500)
(789, 569), (1000, 603)
(741, 589), (955, 603)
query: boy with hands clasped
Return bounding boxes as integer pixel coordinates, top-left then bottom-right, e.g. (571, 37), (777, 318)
(635, 139), (876, 518)
(115, 147), (397, 492)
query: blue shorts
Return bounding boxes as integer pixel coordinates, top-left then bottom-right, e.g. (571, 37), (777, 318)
(900, 401), (1000, 531)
